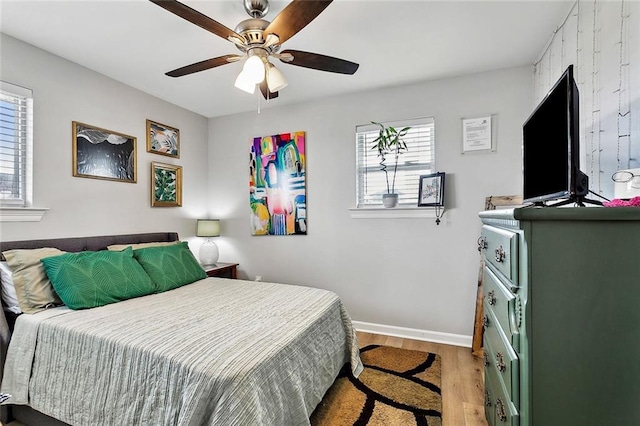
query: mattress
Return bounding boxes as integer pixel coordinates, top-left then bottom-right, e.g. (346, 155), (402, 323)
(1, 278), (362, 425)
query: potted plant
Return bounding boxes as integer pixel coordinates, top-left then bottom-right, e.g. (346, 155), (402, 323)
(370, 121), (411, 207)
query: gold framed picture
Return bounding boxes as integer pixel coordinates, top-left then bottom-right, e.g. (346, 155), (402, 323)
(72, 121), (136, 183)
(146, 119), (179, 158)
(151, 162), (182, 207)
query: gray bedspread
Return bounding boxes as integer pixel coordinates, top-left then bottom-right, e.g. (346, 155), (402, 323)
(1, 278), (363, 425)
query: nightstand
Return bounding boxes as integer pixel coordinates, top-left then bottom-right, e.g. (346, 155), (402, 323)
(203, 262), (238, 279)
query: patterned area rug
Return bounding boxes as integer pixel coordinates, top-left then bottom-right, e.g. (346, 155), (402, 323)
(311, 345), (442, 426)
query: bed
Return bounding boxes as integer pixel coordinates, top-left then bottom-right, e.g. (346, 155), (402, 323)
(0, 232), (362, 425)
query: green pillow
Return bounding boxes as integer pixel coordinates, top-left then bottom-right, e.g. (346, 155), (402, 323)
(41, 247), (156, 310)
(133, 241), (206, 292)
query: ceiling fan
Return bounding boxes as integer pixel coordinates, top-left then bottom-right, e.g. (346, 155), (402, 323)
(150, 0), (359, 100)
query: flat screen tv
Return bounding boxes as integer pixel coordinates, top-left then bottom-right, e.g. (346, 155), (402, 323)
(522, 65), (592, 206)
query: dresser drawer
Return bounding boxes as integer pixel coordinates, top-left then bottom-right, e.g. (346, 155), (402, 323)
(484, 266), (521, 344)
(481, 225), (519, 285)
(494, 387), (520, 426)
(484, 370), (497, 426)
(484, 304), (519, 408)
(485, 364), (520, 426)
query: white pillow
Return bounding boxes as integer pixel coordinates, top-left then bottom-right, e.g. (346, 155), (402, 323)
(0, 261), (22, 314)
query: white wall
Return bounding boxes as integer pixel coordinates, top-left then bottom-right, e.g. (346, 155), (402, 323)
(0, 32), (534, 341)
(0, 34), (210, 242)
(208, 66), (533, 339)
(534, 0), (639, 198)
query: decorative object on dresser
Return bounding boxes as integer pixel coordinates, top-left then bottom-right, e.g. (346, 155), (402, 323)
(478, 207), (640, 426)
(146, 119), (179, 158)
(250, 131), (306, 235)
(370, 121), (411, 208)
(72, 121), (136, 183)
(204, 262), (238, 279)
(151, 162), (182, 207)
(197, 218), (220, 266)
(612, 168), (640, 200)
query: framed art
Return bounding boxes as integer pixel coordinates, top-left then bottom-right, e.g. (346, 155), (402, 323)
(146, 119), (180, 158)
(249, 131), (306, 236)
(418, 172), (445, 207)
(462, 115), (495, 153)
(72, 121), (136, 183)
(151, 162), (182, 207)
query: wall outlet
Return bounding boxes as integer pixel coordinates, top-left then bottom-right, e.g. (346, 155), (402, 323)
(255, 275), (262, 282)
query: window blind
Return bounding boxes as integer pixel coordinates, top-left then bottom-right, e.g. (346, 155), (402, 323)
(356, 117), (435, 207)
(0, 82), (33, 207)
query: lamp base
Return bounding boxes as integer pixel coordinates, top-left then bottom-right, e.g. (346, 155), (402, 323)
(199, 239), (219, 266)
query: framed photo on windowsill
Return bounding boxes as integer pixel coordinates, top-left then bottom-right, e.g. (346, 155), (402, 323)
(418, 172), (445, 207)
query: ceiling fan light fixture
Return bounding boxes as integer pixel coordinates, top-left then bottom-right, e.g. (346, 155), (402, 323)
(234, 71), (256, 94)
(267, 63), (288, 92)
(242, 54), (266, 84)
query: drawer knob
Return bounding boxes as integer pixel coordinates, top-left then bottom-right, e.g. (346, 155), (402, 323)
(495, 246), (506, 263)
(485, 389), (492, 407)
(477, 236), (488, 252)
(496, 352), (506, 372)
(496, 398), (507, 422)
(487, 290), (497, 306)
(483, 352), (490, 367)
(482, 314), (489, 329)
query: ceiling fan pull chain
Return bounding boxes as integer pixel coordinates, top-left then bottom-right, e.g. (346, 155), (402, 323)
(257, 89), (261, 114)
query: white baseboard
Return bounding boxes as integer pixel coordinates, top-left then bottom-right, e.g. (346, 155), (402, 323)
(352, 320), (472, 348)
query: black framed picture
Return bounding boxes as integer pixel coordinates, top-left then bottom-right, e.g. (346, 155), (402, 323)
(72, 121), (136, 183)
(418, 172), (445, 207)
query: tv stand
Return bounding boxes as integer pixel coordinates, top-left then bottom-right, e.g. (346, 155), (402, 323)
(547, 195), (602, 207)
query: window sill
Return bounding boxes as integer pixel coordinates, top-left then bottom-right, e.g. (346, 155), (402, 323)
(348, 207), (438, 219)
(0, 207), (49, 222)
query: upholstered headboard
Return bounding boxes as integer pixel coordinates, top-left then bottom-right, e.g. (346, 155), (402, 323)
(0, 232), (179, 260)
(0, 232), (179, 424)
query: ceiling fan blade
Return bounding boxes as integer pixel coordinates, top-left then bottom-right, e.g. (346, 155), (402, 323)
(280, 50), (359, 75)
(150, 0), (244, 43)
(264, 0), (333, 45)
(259, 81), (279, 100)
(166, 55), (241, 77)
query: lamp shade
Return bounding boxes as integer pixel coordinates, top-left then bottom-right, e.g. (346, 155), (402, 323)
(243, 54), (265, 84)
(267, 63), (288, 92)
(196, 219), (220, 237)
(234, 71), (256, 94)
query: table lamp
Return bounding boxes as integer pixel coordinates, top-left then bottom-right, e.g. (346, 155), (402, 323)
(196, 219), (220, 266)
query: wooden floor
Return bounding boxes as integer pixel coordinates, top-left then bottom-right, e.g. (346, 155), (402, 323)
(6, 332), (487, 426)
(357, 331), (488, 426)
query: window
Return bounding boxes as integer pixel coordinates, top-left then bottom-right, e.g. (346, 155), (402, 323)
(356, 117), (435, 207)
(0, 82), (33, 207)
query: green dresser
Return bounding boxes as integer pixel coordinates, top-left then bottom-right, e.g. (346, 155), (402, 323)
(478, 207), (640, 426)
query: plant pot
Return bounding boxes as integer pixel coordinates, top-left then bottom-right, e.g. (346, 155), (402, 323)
(382, 193), (399, 208)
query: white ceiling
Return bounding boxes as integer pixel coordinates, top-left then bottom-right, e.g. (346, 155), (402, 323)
(0, 0), (573, 118)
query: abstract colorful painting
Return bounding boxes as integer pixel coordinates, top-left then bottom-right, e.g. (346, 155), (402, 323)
(250, 131), (306, 236)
